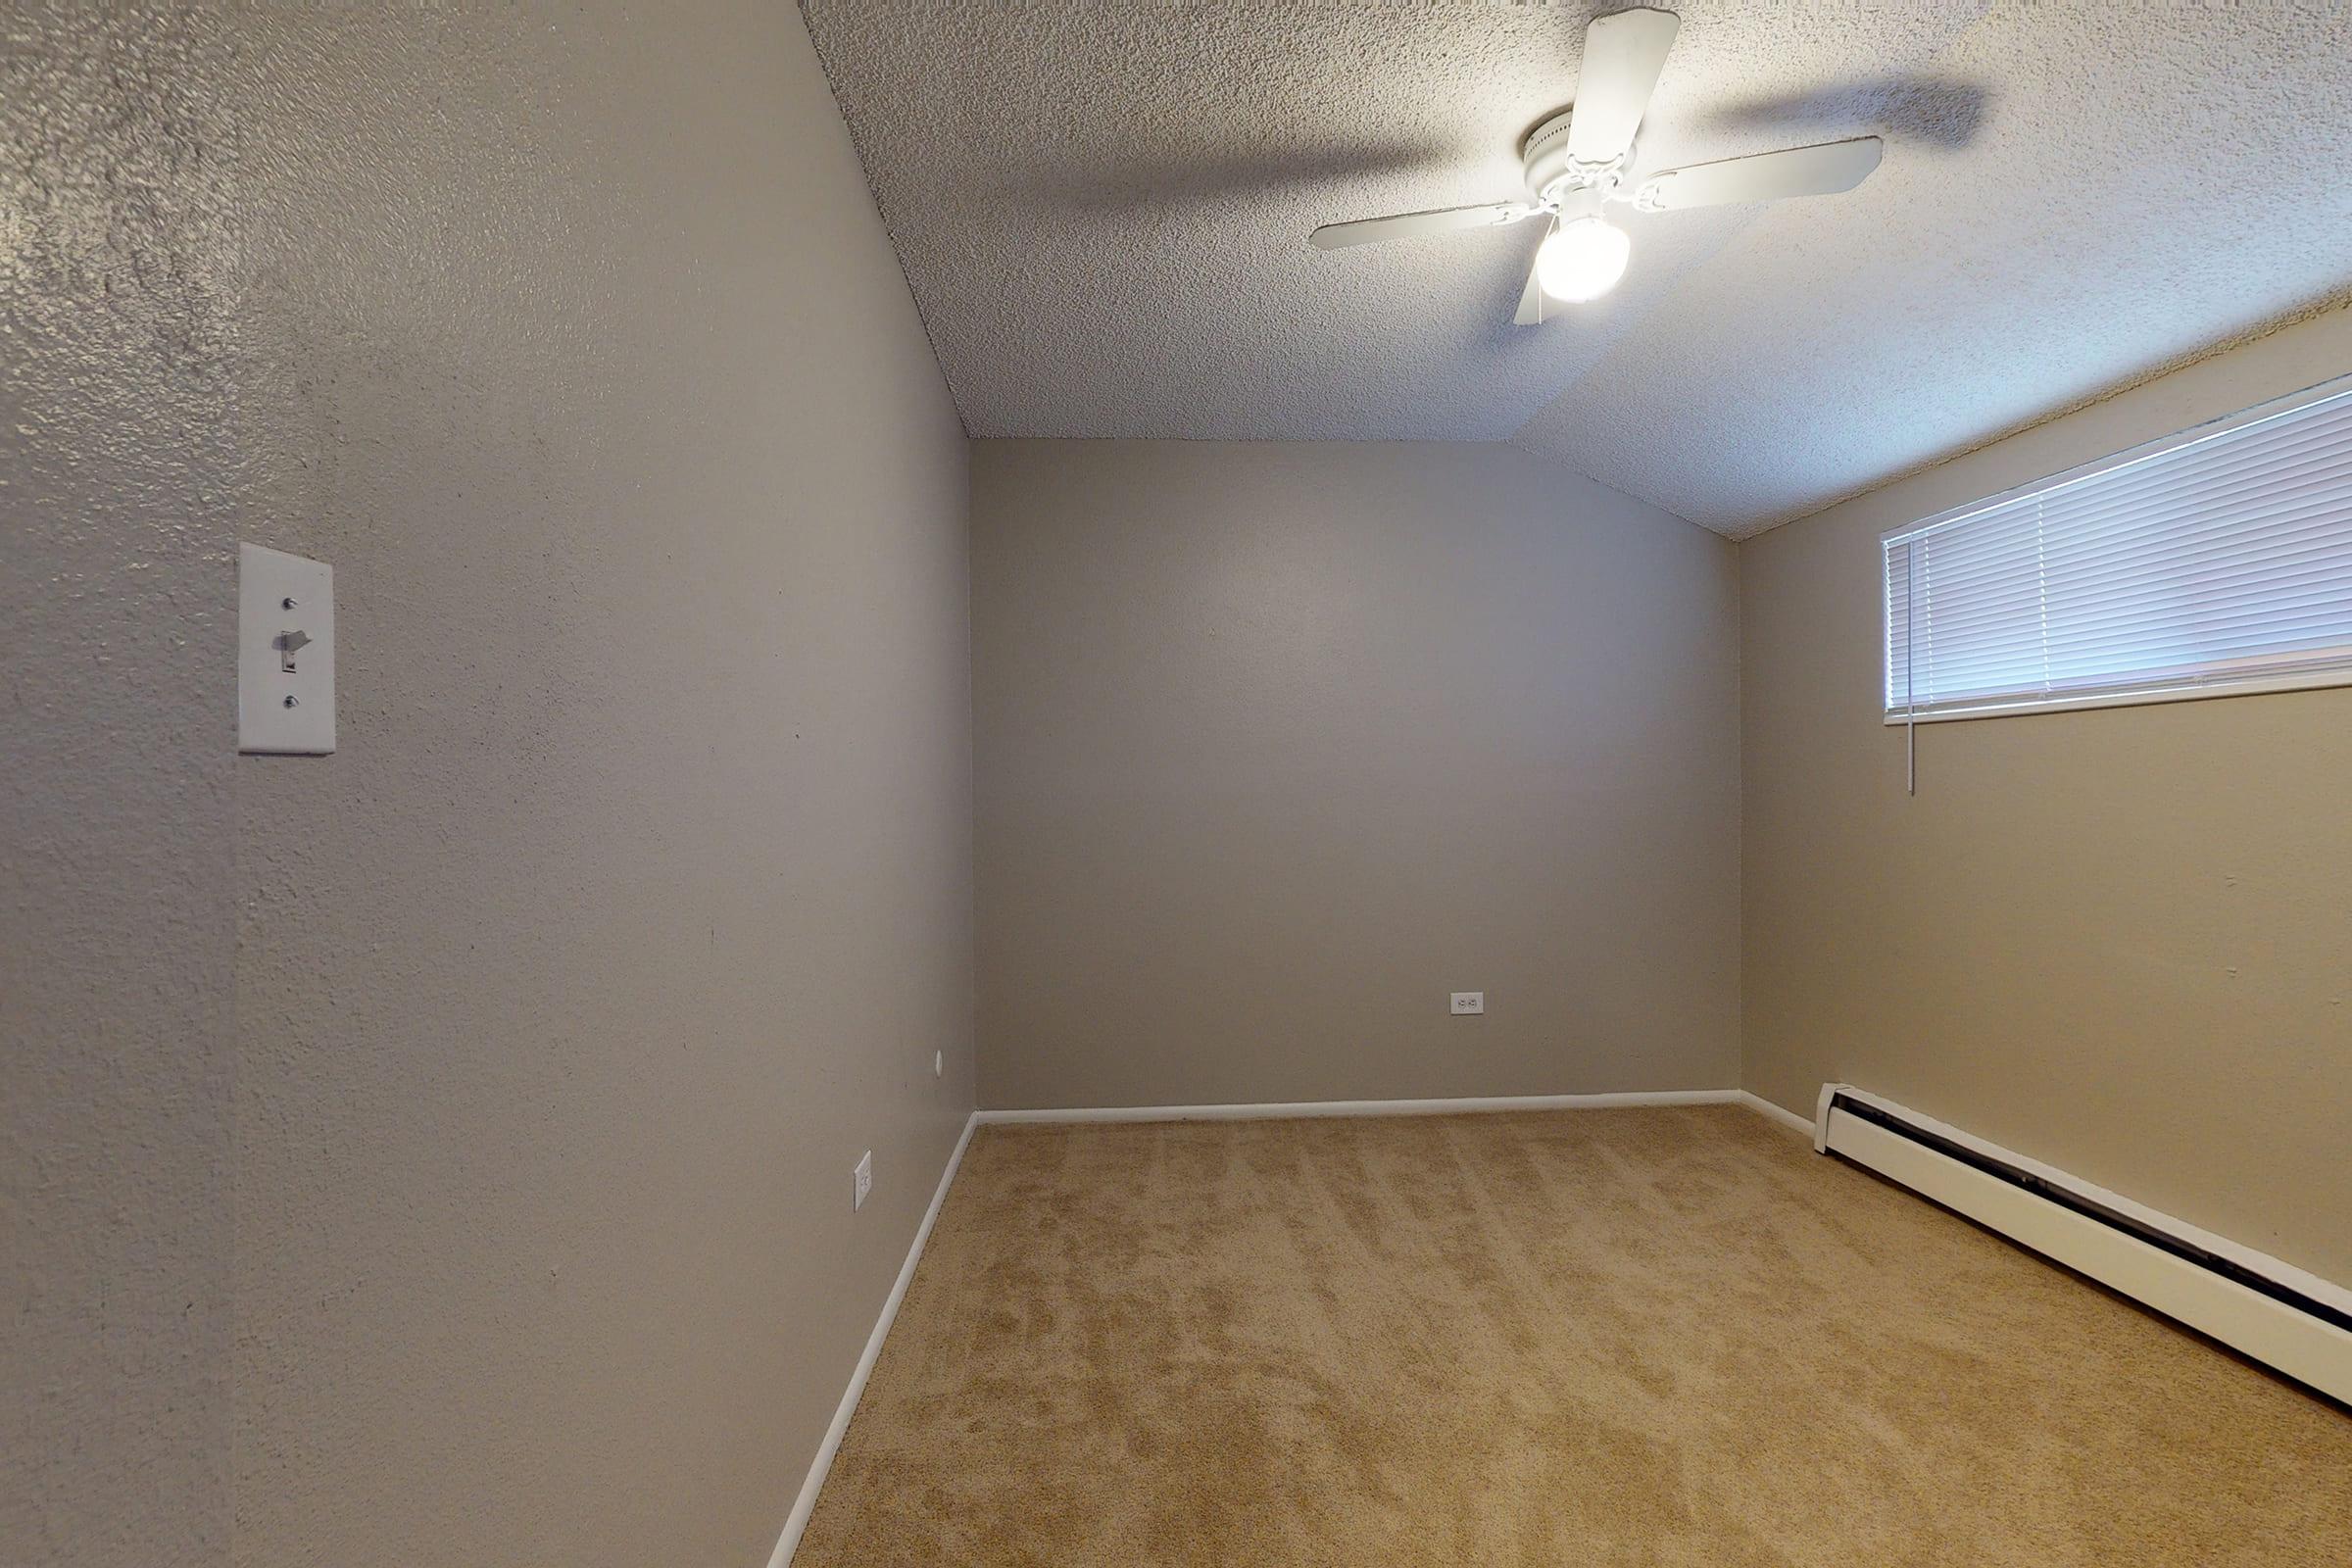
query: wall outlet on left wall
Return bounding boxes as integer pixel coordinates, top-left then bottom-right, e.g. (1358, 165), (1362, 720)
(854, 1151), (872, 1211)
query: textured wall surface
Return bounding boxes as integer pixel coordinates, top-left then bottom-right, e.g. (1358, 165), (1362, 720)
(6, 5), (974, 1566)
(1742, 307), (2352, 1284)
(2, 10), (238, 1565)
(972, 441), (1740, 1110)
(804, 0), (2352, 535)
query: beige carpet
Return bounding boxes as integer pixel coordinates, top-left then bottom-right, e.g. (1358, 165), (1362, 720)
(795, 1107), (2350, 1565)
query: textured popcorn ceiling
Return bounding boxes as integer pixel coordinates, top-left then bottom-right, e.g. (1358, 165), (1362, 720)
(803, 1), (2352, 536)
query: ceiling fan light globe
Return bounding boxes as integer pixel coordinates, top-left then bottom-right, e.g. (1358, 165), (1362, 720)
(1534, 218), (1631, 303)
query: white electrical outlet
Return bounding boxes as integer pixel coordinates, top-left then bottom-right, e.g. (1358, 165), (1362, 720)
(1451, 992), (1485, 1015)
(854, 1151), (872, 1210)
(933, 1051), (944, 1078)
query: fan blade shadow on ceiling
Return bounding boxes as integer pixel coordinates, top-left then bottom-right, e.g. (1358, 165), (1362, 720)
(1700, 77), (1990, 151)
(998, 141), (1461, 215)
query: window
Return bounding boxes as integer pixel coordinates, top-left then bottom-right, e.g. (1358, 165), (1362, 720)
(1884, 374), (2352, 722)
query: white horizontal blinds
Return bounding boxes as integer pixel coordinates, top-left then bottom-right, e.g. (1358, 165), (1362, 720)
(1884, 380), (2352, 716)
(2038, 395), (2352, 689)
(1885, 494), (2049, 708)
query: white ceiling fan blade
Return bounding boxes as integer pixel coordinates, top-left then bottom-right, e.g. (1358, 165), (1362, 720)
(1636, 137), (1884, 211)
(1513, 255), (1548, 325)
(1512, 218), (1560, 325)
(1309, 202), (1534, 251)
(1566, 8), (1682, 165)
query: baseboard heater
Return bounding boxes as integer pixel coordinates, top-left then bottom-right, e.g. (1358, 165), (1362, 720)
(1814, 1085), (2352, 1405)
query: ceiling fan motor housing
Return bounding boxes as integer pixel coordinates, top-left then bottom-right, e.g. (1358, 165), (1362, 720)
(1522, 108), (1627, 204)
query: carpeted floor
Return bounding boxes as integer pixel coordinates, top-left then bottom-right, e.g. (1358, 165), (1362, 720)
(795, 1106), (2350, 1566)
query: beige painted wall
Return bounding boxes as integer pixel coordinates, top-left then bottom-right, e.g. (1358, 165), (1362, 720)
(973, 441), (1741, 1110)
(1742, 307), (2352, 1283)
(3, 12), (238, 1563)
(7, 6), (973, 1566)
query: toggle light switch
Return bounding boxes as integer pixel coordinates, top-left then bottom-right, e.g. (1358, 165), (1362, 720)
(239, 542), (335, 754)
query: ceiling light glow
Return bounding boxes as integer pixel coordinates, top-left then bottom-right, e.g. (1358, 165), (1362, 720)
(1533, 218), (1631, 304)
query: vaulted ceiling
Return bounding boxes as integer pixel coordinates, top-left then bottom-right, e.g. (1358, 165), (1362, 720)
(802, 1), (2352, 537)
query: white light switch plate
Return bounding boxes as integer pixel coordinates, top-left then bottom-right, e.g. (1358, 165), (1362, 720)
(1451, 992), (1485, 1015)
(854, 1151), (872, 1211)
(239, 542), (335, 754)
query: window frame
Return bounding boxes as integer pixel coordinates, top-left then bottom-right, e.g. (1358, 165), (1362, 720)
(1881, 371), (2352, 725)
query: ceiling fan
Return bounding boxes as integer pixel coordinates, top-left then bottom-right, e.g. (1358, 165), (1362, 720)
(1308, 7), (1884, 323)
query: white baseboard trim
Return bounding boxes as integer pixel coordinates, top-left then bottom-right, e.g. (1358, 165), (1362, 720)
(766, 1110), (978, 1568)
(1737, 1090), (1817, 1137)
(973, 1089), (1746, 1125)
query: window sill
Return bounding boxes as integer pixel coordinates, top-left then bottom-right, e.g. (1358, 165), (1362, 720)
(1882, 665), (2352, 724)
